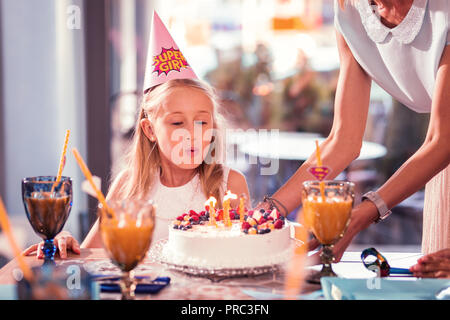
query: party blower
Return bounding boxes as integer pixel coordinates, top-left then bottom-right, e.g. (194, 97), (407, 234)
(361, 247), (413, 277)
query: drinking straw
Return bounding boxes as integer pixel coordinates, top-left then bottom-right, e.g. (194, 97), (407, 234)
(51, 130), (70, 194)
(314, 140), (326, 199)
(72, 148), (116, 219)
(0, 197), (34, 282)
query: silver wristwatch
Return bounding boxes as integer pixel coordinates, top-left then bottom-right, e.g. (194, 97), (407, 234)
(362, 191), (392, 223)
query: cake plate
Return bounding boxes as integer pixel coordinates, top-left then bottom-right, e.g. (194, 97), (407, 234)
(148, 239), (286, 282)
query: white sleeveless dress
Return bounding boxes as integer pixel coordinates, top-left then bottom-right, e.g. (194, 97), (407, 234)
(148, 166), (231, 245)
(335, 0), (450, 253)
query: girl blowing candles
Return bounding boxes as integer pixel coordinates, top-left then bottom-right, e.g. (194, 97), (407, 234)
(24, 11), (250, 258)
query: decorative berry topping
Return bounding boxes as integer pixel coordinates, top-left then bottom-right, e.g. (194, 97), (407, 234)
(173, 225), (179, 229)
(247, 217), (257, 226)
(259, 208), (265, 213)
(199, 211), (206, 216)
(190, 215), (200, 222)
(241, 222), (251, 230)
(274, 219), (283, 229)
(258, 222), (268, 230)
(258, 217), (267, 225)
(243, 229), (249, 234)
(247, 210), (254, 217)
(189, 210), (197, 216)
(252, 211), (262, 222)
(270, 208), (280, 220)
(229, 212), (235, 220)
(184, 215), (190, 221)
(176, 215), (184, 221)
(216, 209), (223, 221)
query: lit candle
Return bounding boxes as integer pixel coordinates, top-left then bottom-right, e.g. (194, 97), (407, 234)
(223, 191), (237, 227)
(205, 196), (217, 227)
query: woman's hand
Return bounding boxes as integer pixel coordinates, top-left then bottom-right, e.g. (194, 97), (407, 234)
(22, 231), (81, 259)
(409, 249), (450, 278)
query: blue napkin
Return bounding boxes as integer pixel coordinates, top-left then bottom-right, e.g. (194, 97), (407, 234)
(0, 284), (17, 300)
(241, 288), (323, 300)
(99, 276), (170, 294)
(321, 277), (450, 300)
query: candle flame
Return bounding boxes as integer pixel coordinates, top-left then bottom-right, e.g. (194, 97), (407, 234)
(223, 190), (237, 202)
(205, 196), (217, 207)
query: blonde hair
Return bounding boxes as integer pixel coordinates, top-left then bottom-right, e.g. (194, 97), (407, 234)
(110, 79), (227, 206)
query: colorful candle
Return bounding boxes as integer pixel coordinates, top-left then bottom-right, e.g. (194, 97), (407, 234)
(205, 196), (217, 227)
(223, 191), (237, 228)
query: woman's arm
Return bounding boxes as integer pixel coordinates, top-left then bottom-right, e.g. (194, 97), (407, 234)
(269, 30), (372, 214)
(333, 45), (450, 262)
(376, 45), (450, 208)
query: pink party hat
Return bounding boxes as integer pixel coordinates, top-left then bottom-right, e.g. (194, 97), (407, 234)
(143, 11), (198, 92)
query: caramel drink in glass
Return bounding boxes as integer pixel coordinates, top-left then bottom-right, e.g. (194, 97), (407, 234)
(22, 176), (73, 266)
(302, 180), (354, 283)
(98, 199), (155, 299)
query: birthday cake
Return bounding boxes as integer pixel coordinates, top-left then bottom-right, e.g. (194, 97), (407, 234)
(161, 207), (293, 269)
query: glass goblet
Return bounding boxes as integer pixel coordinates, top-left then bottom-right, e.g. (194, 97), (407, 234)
(98, 199), (155, 300)
(22, 176), (73, 266)
(301, 180), (354, 284)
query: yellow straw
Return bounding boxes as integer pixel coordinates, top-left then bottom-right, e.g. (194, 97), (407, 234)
(0, 197), (34, 282)
(315, 140), (326, 199)
(72, 148), (115, 218)
(51, 130), (70, 193)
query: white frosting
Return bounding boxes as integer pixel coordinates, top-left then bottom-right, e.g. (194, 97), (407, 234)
(162, 221), (293, 269)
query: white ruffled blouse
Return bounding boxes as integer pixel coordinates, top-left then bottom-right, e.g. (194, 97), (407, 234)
(334, 0), (450, 113)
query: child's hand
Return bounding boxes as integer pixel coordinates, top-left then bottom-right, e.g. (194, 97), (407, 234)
(22, 231), (81, 259)
(409, 248), (450, 278)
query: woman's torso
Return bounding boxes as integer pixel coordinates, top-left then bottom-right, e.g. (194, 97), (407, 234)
(334, 0), (449, 113)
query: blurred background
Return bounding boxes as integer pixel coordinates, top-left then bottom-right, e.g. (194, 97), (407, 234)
(0, 0), (428, 266)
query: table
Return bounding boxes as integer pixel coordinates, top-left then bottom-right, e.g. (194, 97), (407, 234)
(0, 248), (422, 300)
(235, 132), (387, 161)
